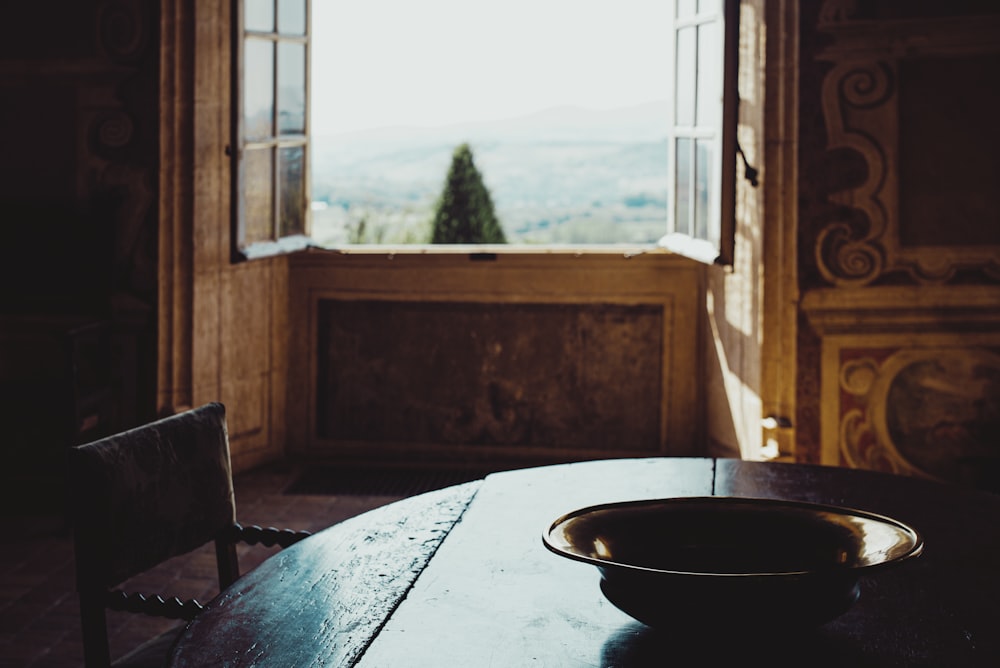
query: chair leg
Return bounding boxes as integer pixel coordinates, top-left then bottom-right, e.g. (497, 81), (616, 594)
(78, 589), (111, 668)
(215, 538), (240, 589)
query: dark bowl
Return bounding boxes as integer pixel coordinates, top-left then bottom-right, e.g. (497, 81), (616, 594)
(543, 496), (923, 629)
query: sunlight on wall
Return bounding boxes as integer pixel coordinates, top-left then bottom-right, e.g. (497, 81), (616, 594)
(706, 285), (763, 460)
(738, 2), (759, 106)
(704, 101), (766, 459)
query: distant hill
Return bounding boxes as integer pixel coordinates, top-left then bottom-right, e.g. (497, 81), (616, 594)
(311, 101), (670, 245)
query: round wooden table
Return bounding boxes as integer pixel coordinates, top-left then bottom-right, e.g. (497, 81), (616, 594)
(170, 458), (1000, 667)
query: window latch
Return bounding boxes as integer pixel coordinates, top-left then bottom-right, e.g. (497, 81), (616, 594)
(736, 142), (759, 187)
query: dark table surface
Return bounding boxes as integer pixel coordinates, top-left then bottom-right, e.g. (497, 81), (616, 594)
(170, 458), (1000, 667)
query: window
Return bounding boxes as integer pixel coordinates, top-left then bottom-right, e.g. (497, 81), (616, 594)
(232, 0), (311, 260)
(662, 0), (738, 265)
(233, 0), (736, 264)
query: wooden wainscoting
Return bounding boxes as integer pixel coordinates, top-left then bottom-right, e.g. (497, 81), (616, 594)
(286, 250), (705, 469)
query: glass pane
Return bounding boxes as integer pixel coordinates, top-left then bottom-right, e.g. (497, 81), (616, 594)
(244, 39), (275, 140)
(278, 146), (306, 237)
(245, 147), (275, 243)
(675, 138), (692, 236)
(696, 21), (722, 127)
(245, 0), (274, 32)
(278, 42), (306, 135)
(695, 138), (714, 240)
(697, 0), (720, 14)
(675, 26), (696, 127)
(278, 0), (307, 35)
(677, 0), (697, 19)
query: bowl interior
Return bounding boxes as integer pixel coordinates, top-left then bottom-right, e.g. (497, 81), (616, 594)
(544, 497), (922, 576)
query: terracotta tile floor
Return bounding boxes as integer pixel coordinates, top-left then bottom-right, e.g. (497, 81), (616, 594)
(0, 463), (403, 667)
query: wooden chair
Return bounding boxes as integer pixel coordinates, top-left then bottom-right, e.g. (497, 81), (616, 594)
(68, 402), (311, 667)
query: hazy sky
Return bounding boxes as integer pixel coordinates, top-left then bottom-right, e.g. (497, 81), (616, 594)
(311, 0), (672, 136)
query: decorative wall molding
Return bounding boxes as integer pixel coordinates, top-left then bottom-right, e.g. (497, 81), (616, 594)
(834, 345), (1000, 487)
(815, 11), (1000, 287)
(808, 284), (1000, 487)
(98, 0), (148, 63)
(802, 286), (1000, 336)
(76, 0), (156, 289)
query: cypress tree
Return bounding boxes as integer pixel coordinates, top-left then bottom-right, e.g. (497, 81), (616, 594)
(430, 143), (506, 243)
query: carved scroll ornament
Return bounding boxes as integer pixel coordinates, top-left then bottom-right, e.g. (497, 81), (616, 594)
(816, 7), (1000, 286)
(839, 348), (1000, 487)
(816, 61), (893, 287)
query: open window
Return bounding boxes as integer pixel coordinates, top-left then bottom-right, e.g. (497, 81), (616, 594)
(660, 0), (739, 265)
(231, 0), (311, 261)
(232, 0), (737, 265)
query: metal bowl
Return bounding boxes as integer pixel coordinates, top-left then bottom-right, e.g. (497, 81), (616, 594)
(543, 496), (923, 628)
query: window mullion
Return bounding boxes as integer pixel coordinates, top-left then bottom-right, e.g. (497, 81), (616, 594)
(689, 136), (697, 237)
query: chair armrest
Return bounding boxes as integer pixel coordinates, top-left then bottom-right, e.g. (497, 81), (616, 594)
(229, 522), (312, 549)
(104, 589), (204, 621)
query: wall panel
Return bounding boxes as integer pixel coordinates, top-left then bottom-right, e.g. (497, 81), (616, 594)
(289, 252), (703, 468)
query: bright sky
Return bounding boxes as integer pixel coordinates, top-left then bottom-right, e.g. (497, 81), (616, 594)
(311, 0), (671, 135)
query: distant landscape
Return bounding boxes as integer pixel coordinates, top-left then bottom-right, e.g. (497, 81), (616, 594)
(310, 100), (671, 245)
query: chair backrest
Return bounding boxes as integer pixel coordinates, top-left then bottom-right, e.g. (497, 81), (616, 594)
(69, 402), (238, 667)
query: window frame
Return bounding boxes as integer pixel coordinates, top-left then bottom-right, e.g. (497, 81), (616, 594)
(231, 0), (312, 262)
(658, 0), (738, 266)
(232, 0), (737, 265)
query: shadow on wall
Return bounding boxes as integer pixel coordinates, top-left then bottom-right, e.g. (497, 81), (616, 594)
(703, 270), (758, 460)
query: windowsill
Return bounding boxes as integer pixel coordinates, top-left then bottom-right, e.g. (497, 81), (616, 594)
(237, 237), (721, 279)
(235, 235), (313, 262)
(238, 235), (725, 266)
(301, 238), (724, 266)
(656, 233), (727, 266)
(303, 241), (673, 259)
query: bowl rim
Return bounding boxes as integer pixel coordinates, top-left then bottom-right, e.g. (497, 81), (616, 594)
(542, 495), (925, 578)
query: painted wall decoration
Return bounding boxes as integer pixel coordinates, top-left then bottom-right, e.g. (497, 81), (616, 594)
(839, 347), (1000, 488)
(801, 1), (1000, 474)
(316, 300), (666, 452)
(815, 10), (1000, 287)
